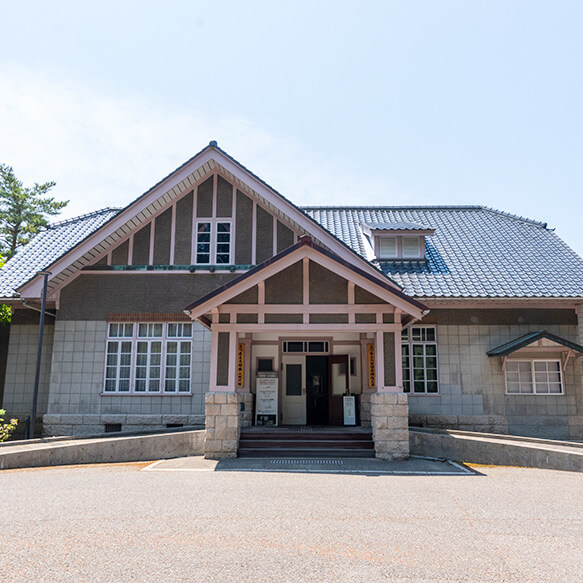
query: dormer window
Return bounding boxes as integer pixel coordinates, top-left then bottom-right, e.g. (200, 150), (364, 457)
(360, 221), (435, 261)
(379, 237), (397, 258)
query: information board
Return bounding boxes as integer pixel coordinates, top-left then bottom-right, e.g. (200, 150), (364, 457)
(255, 372), (278, 426)
(343, 395), (356, 426)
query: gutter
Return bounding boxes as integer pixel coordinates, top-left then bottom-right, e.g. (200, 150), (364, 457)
(20, 298), (57, 318)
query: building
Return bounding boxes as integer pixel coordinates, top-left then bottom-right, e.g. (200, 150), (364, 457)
(1, 142), (582, 459)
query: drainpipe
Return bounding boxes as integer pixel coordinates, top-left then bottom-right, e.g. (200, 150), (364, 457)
(29, 271), (51, 440)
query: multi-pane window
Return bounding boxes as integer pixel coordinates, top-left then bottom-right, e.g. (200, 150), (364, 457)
(195, 221), (231, 264)
(196, 223), (212, 264)
(505, 360), (563, 394)
(104, 323), (193, 394)
(402, 326), (438, 393)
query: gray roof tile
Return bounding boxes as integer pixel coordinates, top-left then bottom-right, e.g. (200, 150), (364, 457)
(0, 208), (120, 298)
(302, 206), (583, 298)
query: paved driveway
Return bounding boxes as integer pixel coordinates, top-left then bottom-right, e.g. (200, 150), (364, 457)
(1, 459), (582, 582)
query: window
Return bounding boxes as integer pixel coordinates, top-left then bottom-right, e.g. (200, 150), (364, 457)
(104, 323), (193, 394)
(402, 326), (438, 393)
(505, 360), (563, 394)
(282, 340), (330, 354)
(378, 237), (397, 258)
(402, 237), (421, 258)
(195, 221), (232, 264)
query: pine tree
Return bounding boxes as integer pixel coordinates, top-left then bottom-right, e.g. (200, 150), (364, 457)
(0, 164), (68, 258)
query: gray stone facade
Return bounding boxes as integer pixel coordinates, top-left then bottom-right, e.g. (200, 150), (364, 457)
(408, 324), (583, 439)
(204, 391), (239, 459)
(371, 392), (409, 460)
(42, 320), (211, 436)
(2, 323), (54, 420)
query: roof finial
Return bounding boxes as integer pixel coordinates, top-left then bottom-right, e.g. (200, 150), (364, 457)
(209, 140), (218, 147)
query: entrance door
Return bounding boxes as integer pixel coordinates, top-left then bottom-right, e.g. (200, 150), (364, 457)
(282, 356), (306, 425)
(329, 354), (349, 425)
(306, 355), (329, 425)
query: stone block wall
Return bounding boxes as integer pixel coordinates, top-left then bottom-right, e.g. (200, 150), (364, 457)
(204, 392), (239, 459)
(371, 392), (409, 460)
(360, 393), (372, 427)
(408, 324), (583, 440)
(238, 392), (254, 428)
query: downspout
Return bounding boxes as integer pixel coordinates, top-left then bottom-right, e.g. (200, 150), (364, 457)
(29, 271), (51, 439)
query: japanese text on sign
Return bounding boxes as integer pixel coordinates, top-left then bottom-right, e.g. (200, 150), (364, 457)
(367, 343), (376, 388)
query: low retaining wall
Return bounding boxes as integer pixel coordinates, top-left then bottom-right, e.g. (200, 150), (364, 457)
(410, 427), (583, 472)
(0, 428), (205, 470)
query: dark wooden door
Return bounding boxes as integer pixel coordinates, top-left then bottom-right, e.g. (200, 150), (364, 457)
(306, 356), (329, 425)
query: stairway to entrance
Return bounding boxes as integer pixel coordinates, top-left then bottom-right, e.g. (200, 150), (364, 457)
(238, 426), (375, 458)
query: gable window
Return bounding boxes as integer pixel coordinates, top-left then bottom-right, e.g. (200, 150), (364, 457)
(195, 221), (231, 264)
(104, 322), (193, 394)
(505, 360), (563, 394)
(401, 326), (438, 393)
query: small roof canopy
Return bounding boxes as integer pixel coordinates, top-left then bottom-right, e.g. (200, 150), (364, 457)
(487, 330), (583, 357)
(361, 221), (435, 234)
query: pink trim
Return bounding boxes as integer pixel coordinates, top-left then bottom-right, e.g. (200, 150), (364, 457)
(148, 219), (155, 264)
(218, 304), (396, 314)
(19, 147), (394, 297)
(187, 248), (425, 320)
(169, 203), (176, 265)
(251, 201), (257, 265)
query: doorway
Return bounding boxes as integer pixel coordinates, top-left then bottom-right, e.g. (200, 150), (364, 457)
(281, 354), (350, 425)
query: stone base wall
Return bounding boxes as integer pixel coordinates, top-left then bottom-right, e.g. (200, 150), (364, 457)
(360, 393), (372, 427)
(43, 413), (205, 436)
(238, 392), (254, 428)
(204, 392), (239, 459)
(371, 392), (409, 460)
(409, 414), (508, 435)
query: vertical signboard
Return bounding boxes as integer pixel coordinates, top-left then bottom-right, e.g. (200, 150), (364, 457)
(367, 343), (376, 389)
(237, 343), (245, 388)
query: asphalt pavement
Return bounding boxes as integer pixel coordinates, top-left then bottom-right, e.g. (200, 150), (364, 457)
(1, 457), (582, 582)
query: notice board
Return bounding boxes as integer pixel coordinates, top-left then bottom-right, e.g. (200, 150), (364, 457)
(255, 372), (278, 426)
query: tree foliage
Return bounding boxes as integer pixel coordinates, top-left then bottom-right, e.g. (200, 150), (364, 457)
(0, 164), (68, 259)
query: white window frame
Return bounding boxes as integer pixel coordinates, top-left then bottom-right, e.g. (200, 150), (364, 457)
(401, 326), (439, 394)
(103, 322), (193, 395)
(195, 220), (232, 265)
(504, 359), (564, 395)
(374, 235), (424, 259)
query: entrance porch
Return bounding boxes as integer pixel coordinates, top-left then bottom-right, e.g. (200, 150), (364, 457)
(184, 237), (427, 460)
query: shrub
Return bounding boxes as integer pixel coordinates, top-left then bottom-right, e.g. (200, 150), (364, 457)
(0, 409), (18, 442)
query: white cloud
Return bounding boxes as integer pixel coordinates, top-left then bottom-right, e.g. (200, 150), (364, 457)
(0, 63), (396, 220)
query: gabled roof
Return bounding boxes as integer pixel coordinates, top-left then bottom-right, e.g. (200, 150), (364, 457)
(487, 330), (583, 357)
(0, 208), (120, 298)
(1, 145), (582, 302)
(184, 236), (427, 322)
(304, 207), (583, 298)
(9, 142), (390, 300)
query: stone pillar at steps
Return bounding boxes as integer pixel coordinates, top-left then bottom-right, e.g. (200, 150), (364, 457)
(238, 392), (254, 428)
(371, 392), (409, 460)
(204, 392), (239, 459)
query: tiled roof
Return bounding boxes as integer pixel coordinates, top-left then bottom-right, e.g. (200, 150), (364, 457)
(302, 206), (583, 298)
(1, 202), (582, 301)
(0, 208), (120, 298)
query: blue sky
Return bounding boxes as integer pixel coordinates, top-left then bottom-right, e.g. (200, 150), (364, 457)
(0, 0), (581, 254)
